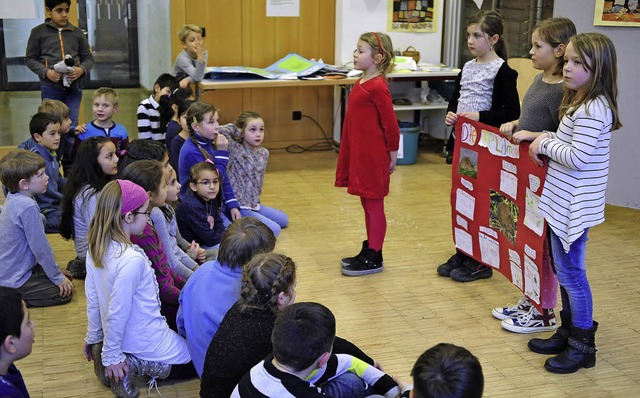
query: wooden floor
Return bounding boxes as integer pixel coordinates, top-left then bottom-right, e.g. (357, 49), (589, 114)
(16, 144), (640, 397)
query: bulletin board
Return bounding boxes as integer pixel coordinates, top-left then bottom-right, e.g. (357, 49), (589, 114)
(450, 117), (549, 310)
(388, 0), (438, 32)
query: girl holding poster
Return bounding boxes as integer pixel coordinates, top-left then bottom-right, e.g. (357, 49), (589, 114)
(438, 10), (520, 282)
(526, 33), (621, 374)
(494, 18), (577, 335)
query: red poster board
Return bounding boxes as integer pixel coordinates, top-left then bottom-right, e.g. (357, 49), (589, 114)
(450, 117), (549, 310)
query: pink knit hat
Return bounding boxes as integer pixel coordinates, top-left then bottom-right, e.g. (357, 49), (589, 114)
(117, 179), (148, 215)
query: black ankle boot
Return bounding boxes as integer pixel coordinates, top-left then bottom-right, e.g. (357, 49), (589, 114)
(341, 248), (383, 276)
(340, 240), (368, 267)
(528, 310), (571, 354)
(544, 321), (598, 374)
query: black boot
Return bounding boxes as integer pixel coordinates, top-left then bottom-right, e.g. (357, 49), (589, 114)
(341, 248), (383, 276)
(340, 240), (368, 267)
(66, 257), (86, 279)
(437, 251), (467, 277)
(544, 321), (598, 374)
(528, 309), (571, 354)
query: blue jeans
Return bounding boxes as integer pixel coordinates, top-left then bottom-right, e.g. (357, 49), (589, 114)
(321, 371), (372, 398)
(240, 205), (289, 236)
(549, 228), (592, 329)
(41, 84), (83, 130)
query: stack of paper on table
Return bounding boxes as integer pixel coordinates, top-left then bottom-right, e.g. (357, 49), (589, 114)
(204, 53), (348, 80)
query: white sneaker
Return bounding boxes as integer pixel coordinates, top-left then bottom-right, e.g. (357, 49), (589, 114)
(501, 307), (558, 334)
(492, 297), (532, 320)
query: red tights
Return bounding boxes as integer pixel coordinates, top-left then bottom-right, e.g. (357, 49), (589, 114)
(360, 197), (386, 251)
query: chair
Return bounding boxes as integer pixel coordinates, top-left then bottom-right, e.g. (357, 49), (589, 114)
(508, 57), (539, 104)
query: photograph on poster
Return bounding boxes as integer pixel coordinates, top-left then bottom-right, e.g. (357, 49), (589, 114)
(458, 148), (478, 179)
(489, 190), (518, 245)
(594, 0), (640, 26)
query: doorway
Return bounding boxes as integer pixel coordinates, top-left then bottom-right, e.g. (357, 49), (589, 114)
(0, 0), (139, 91)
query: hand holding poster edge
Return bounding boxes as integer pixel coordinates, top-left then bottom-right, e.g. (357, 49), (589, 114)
(450, 116), (553, 312)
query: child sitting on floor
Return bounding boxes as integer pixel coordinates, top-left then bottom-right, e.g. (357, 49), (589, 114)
(150, 167), (201, 279)
(218, 111), (288, 236)
(409, 343), (483, 398)
(83, 180), (193, 396)
(233, 302), (401, 397)
(0, 149), (74, 307)
(201, 253), (378, 397)
(121, 160), (185, 331)
(17, 112), (66, 233)
(77, 87), (129, 156)
(60, 136), (119, 278)
(177, 217), (276, 377)
(0, 287), (36, 398)
(176, 161), (224, 249)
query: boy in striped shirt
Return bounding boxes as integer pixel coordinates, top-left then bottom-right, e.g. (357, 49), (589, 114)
(136, 73), (178, 143)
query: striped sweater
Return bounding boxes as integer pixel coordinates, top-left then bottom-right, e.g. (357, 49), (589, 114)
(131, 223), (185, 305)
(232, 353), (399, 398)
(136, 95), (163, 141)
(538, 96), (612, 252)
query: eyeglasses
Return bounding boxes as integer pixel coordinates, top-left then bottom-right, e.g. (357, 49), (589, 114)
(196, 179), (219, 186)
(131, 209), (152, 217)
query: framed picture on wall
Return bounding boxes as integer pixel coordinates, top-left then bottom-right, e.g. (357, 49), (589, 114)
(594, 0), (640, 26)
(388, 0), (438, 32)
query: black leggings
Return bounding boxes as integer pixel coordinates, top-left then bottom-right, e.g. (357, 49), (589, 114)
(167, 361), (197, 380)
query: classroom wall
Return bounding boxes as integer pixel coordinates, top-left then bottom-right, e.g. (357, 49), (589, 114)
(554, 1), (640, 209)
(335, 0), (445, 67)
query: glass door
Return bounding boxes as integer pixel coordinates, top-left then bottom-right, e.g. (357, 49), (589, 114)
(0, 0), (139, 90)
(0, 0), (45, 90)
(78, 0), (139, 87)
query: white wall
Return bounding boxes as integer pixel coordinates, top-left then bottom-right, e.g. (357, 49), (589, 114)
(333, 0), (447, 141)
(335, 0), (445, 67)
(137, 0), (172, 90)
(554, 1), (640, 209)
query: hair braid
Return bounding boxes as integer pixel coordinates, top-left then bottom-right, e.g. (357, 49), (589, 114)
(239, 253), (296, 313)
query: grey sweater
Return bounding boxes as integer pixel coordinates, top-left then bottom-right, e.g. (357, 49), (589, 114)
(172, 49), (208, 82)
(518, 74), (564, 132)
(0, 193), (64, 288)
(25, 19), (93, 89)
(150, 205), (198, 279)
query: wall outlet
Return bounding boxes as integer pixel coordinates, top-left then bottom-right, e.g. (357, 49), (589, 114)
(292, 111), (302, 120)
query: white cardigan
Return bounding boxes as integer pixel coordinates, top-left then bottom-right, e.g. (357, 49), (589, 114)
(84, 241), (190, 366)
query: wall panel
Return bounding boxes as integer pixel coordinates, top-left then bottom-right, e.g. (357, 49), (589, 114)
(172, 0), (336, 146)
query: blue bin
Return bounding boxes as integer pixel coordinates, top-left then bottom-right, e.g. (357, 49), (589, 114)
(397, 121), (420, 165)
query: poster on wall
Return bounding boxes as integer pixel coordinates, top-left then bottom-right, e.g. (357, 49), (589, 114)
(594, 0), (640, 26)
(388, 0), (438, 32)
(450, 117), (549, 310)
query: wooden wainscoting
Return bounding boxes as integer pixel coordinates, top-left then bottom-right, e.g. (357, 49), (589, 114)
(170, 0), (336, 146)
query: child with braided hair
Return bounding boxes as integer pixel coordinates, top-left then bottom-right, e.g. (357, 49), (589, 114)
(201, 253), (381, 398)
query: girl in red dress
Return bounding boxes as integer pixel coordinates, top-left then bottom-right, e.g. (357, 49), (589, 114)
(335, 32), (399, 276)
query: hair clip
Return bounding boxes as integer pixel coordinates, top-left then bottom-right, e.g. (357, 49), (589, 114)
(119, 149), (127, 157)
(193, 116), (197, 123)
